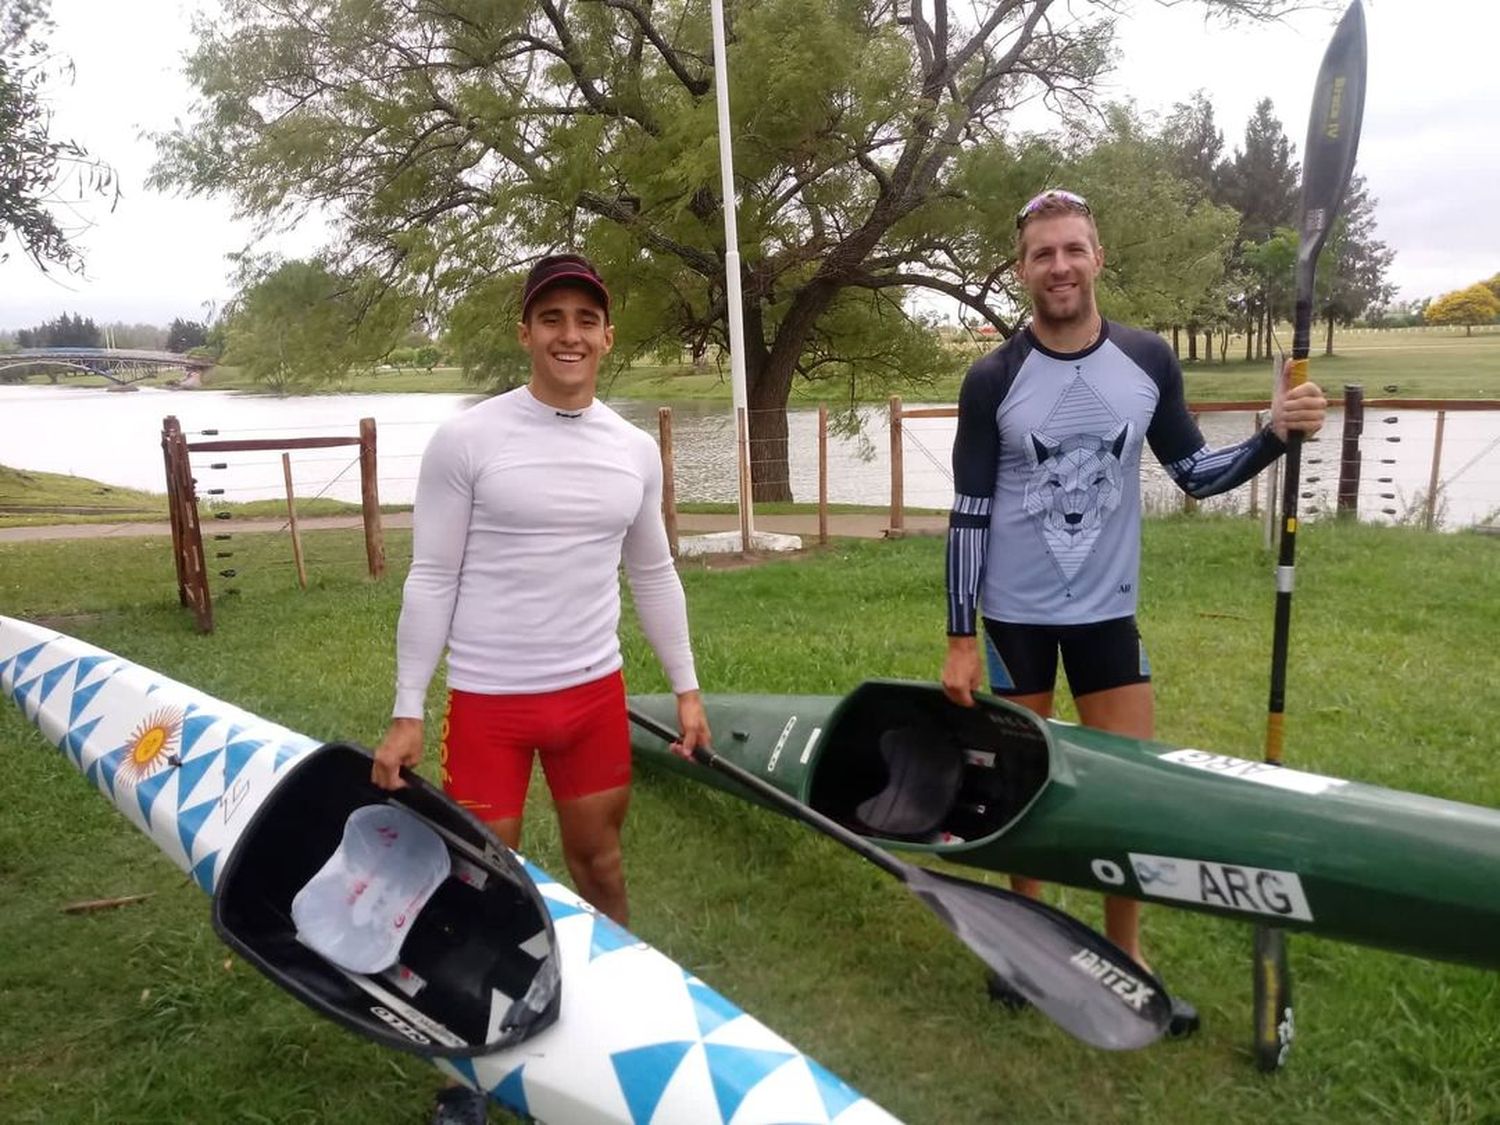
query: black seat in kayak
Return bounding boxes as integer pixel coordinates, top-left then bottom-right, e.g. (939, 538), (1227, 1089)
(853, 725), (965, 840)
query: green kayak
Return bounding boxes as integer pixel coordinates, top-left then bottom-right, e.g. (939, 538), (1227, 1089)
(630, 680), (1500, 970)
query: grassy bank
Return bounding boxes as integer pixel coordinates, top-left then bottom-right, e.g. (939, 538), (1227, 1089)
(20, 324), (1495, 405)
(0, 465), (407, 529)
(2, 519), (1498, 1123)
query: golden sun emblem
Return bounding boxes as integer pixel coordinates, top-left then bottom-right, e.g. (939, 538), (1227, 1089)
(118, 708), (184, 786)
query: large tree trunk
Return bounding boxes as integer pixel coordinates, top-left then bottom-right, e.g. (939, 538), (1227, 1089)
(1325, 316), (1335, 356)
(1186, 322), (1198, 362)
(1171, 325), (1180, 357)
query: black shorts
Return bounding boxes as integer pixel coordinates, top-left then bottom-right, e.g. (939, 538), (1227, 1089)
(981, 615), (1151, 698)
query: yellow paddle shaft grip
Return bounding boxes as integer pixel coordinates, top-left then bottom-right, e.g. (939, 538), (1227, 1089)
(1287, 357), (1309, 390)
(1265, 712), (1285, 764)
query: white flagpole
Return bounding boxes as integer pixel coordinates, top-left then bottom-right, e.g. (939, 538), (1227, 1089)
(709, 0), (755, 537)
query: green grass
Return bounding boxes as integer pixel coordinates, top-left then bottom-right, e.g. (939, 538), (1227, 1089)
(2, 520), (1499, 1123)
(0, 464), (382, 529)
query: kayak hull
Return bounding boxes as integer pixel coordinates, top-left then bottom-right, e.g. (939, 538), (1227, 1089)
(630, 680), (1500, 970)
(0, 616), (900, 1125)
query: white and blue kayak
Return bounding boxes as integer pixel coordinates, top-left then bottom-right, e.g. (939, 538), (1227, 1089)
(0, 615), (901, 1125)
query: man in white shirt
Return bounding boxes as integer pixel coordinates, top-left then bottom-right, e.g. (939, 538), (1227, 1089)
(371, 254), (709, 942)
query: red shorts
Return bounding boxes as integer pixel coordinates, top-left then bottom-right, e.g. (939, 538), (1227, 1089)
(439, 672), (631, 820)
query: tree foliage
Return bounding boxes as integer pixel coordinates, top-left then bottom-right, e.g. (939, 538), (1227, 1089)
(1315, 174), (1395, 352)
(0, 0), (114, 270)
(153, 0), (1300, 499)
(1424, 284), (1500, 336)
(166, 318), (209, 353)
(15, 310), (99, 347)
(221, 258), (416, 392)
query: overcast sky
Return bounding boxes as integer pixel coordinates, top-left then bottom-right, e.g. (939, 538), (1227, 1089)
(1, 0), (1495, 331)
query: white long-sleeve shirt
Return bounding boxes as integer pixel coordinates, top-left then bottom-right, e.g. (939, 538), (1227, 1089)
(393, 386), (698, 717)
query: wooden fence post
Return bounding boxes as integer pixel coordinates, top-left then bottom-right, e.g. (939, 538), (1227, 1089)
(889, 395), (904, 537)
(1250, 411), (1264, 518)
(658, 407), (679, 557)
(818, 405), (829, 546)
(282, 452), (308, 590)
(358, 417), (386, 578)
(1337, 384), (1364, 518)
(1425, 409), (1447, 532)
(161, 415), (188, 606)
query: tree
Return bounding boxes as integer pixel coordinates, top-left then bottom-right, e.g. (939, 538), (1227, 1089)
(166, 318), (209, 353)
(1315, 174), (1395, 354)
(0, 0), (114, 270)
(1424, 284), (1500, 336)
(221, 258), (415, 392)
(1217, 98), (1300, 360)
(1483, 273), (1500, 303)
(153, 0), (1304, 500)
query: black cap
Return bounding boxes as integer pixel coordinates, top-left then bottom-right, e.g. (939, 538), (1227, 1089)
(521, 254), (611, 322)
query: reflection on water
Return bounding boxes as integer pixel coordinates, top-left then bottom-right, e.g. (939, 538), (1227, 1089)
(1, 385), (1496, 529)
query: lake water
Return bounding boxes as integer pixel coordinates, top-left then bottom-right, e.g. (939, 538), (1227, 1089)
(1, 384), (1496, 529)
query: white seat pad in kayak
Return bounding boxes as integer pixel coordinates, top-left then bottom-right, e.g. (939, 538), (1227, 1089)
(292, 803), (451, 974)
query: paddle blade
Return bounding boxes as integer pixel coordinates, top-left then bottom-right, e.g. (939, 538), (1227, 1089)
(908, 866), (1170, 1051)
(1294, 0), (1368, 314)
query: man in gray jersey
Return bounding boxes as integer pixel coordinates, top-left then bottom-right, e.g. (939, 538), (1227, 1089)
(941, 189), (1326, 1031)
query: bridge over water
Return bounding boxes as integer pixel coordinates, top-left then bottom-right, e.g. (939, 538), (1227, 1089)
(0, 348), (215, 386)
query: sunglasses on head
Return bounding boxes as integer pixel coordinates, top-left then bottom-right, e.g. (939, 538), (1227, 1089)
(1015, 189), (1091, 229)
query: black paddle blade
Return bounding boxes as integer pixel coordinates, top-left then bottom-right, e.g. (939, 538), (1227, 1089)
(1252, 927), (1294, 1071)
(906, 865), (1170, 1051)
(1294, 0), (1368, 311)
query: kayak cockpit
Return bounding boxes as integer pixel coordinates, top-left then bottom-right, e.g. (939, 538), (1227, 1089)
(212, 743), (560, 1057)
(808, 681), (1054, 846)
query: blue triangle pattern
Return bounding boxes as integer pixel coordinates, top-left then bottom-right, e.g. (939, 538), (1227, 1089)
(447, 1055), (480, 1090)
(688, 978), (742, 1039)
(92, 745), (130, 801)
(611, 1041), (696, 1125)
(173, 750), (220, 811)
(221, 736), (268, 788)
(190, 850), (219, 893)
(588, 914), (637, 961)
(493, 1065), (528, 1117)
(0, 653), (13, 690)
(13, 673), (43, 717)
(135, 768), (175, 824)
(177, 799), (218, 861)
(38, 660), (77, 706)
(522, 860), (555, 885)
(73, 654), (112, 687)
(62, 717), (102, 769)
(543, 896), (588, 924)
(273, 739), (313, 772)
(704, 1044), (796, 1125)
(5, 642), (48, 693)
(68, 676), (107, 726)
(179, 711), (222, 759)
(806, 1057), (863, 1122)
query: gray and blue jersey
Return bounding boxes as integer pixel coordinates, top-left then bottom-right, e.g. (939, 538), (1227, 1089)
(946, 321), (1285, 634)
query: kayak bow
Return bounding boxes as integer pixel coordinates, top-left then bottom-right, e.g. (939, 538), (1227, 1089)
(630, 680), (1500, 970)
(0, 615), (901, 1125)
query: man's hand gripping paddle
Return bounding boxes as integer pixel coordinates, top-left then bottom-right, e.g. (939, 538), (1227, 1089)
(1256, 0), (1368, 1074)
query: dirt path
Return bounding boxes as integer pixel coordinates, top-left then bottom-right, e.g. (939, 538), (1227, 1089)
(0, 510), (947, 544)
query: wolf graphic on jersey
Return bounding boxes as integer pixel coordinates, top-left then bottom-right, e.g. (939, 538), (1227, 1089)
(1022, 376), (1132, 589)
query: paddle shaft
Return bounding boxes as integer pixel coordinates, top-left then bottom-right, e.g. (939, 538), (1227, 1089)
(625, 707), (907, 880)
(1256, 0), (1368, 1072)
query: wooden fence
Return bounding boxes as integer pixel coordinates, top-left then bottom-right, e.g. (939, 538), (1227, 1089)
(887, 389), (1500, 536)
(161, 414), (386, 633)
